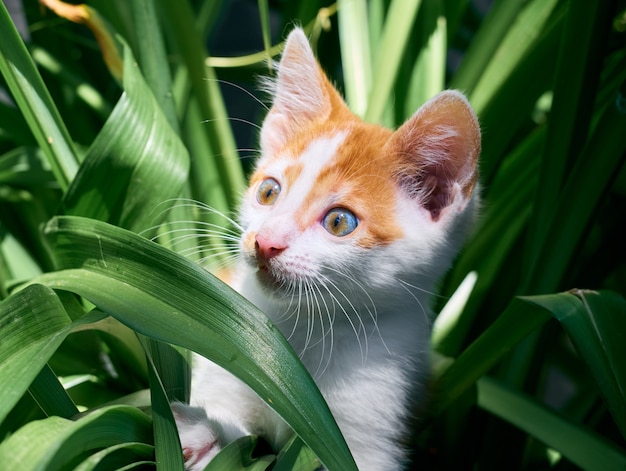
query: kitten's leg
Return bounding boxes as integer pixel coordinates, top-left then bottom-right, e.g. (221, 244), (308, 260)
(171, 402), (249, 471)
(174, 355), (291, 469)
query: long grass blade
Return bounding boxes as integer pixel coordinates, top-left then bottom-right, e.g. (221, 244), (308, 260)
(478, 377), (626, 471)
(365, 0), (422, 124)
(0, 2), (79, 190)
(337, 0), (372, 117)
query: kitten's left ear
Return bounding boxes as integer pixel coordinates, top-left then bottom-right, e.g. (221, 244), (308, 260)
(387, 90), (481, 221)
(260, 28), (337, 155)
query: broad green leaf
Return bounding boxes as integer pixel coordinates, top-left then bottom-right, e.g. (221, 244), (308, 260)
(29, 364), (79, 419)
(207, 436), (274, 471)
(0, 285), (73, 423)
(478, 377), (626, 471)
(0, 405), (153, 470)
(38, 215), (357, 471)
(73, 443), (154, 471)
(0, 2), (79, 190)
(0, 226), (43, 287)
(543, 290), (626, 439)
(60, 42), (189, 234)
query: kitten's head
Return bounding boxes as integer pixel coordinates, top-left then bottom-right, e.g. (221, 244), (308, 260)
(239, 28), (480, 302)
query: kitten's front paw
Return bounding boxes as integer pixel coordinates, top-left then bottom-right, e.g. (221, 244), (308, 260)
(171, 402), (222, 471)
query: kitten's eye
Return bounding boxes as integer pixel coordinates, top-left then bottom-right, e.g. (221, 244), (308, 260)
(323, 208), (358, 237)
(256, 178), (281, 205)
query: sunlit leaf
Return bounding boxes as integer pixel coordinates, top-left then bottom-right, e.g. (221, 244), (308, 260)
(37, 215), (357, 471)
(60, 42), (189, 234)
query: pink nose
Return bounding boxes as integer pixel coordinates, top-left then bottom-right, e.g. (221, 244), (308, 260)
(255, 234), (287, 262)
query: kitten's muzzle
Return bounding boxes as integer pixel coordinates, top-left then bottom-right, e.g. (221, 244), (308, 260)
(255, 234), (286, 268)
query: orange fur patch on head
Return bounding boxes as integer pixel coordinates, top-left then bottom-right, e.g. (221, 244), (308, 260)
(287, 116), (405, 249)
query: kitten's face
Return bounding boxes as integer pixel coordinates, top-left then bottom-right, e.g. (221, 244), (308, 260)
(238, 29), (480, 300)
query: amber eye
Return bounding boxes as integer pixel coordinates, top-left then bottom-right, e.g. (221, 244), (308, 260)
(322, 208), (358, 237)
(256, 178), (281, 205)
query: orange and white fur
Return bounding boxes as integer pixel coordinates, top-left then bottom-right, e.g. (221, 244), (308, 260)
(174, 28), (480, 470)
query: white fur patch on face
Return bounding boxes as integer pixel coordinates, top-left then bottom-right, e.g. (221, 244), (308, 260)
(238, 131), (348, 265)
(278, 131), (347, 214)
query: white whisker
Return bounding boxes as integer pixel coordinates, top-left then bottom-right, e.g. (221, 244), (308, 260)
(202, 117), (262, 131)
(204, 78), (271, 111)
(317, 273), (368, 365)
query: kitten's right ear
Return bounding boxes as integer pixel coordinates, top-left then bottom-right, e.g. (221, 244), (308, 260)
(260, 28), (333, 155)
(388, 90), (480, 221)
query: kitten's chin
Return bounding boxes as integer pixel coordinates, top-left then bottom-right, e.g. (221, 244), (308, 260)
(252, 264), (304, 300)
(254, 266), (287, 295)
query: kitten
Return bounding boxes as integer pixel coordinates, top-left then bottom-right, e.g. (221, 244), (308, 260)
(173, 27), (480, 470)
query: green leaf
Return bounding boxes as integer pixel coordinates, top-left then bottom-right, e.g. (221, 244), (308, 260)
(60, 42), (189, 234)
(0, 1), (79, 190)
(273, 435), (320, 471)
(478, 377), (626, 471)
(29, 364), (79, 419)
(523, 1), (615, 282)
(207, 435), (274, 471)
(159, 0), (245, 209)
(72, 443), (154, 471)
(337, 0), (372, 117)
(546, 290), (626, 439)
(0, 405), (153, 470)
(38, 215), (357, 471)
(451, 0), (526, 95)
(0, 285), (73, 424)
(432, 294), (563, 415)
(365, 0), (423, 124)
(405, 0), (446, 113)
(525, 98), (626, 293)
(141, 338), (185, 470)
(127, 1), (179, 132)
(469, 0), (560, 114)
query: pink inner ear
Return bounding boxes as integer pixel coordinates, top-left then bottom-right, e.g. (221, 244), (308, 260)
(389, 91), (481, 220)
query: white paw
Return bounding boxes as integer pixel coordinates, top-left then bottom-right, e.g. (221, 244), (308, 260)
(171, 402), (223, 471)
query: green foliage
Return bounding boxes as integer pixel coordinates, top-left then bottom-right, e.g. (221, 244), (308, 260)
(1, 0), (625, 470)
